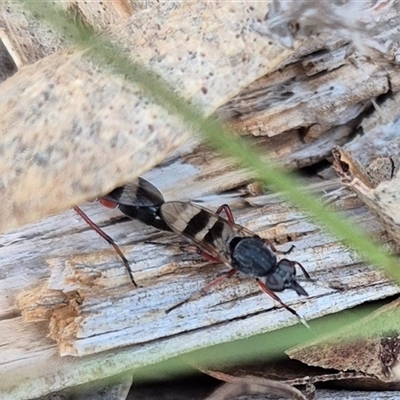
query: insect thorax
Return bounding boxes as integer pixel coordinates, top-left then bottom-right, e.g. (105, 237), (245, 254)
(230, 236), (277, 277)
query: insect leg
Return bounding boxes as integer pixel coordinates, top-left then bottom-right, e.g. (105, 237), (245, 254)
(215, 204), (235, 223)
(275, 244), (295, 255)
(215, 205), (295, 256)
(166, 268), (238, 314)
(293, 260), (313, 281)
(262, 238), (277, 252)
(73, 206), (137, 287)
(195, 249), (223, 263)
(256, 279), (310, 329)
(263, 239), (297, 256)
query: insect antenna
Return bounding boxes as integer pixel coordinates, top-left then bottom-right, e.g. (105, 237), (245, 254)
(292, 260), (312, 280)
(166, 269), (238, 314)
(257, 279), (310, 329)
(73, 206), (137, 287)
(275, 244), (295, 255)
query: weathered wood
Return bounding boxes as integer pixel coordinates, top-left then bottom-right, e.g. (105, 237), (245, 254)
(2, 1), (400, 399)
(333, 145), (400, 249)
(0, 1), (294, 233)
(1, 1), (400, 232)
(1, 167), (399, 399)
(128, 376), (400, 400)
(286, 298), (400, 386)
(208, 390), (400, 400)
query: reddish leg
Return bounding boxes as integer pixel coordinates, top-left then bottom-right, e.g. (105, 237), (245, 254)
(216, 205), (296, 256)
(293, 260), (312, 280)
(262, 238), (277, 252)
(257, 279), (310, 329)
(166, 268), (238, 314)
(215, 204), (235, 223)
(195, 248), (222, 263)
(166, 206), (237, 313)
(171, 243), (225, 264)
(73, 206), (137, 287)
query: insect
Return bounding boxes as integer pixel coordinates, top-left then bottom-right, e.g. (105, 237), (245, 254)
(73, 178), (170, 287)
(75, 178), (311, 326)
(159, 201), (312, 327)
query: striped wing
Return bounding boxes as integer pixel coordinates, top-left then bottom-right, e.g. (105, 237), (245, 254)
(102, 177), (164, 207)
(160, 202), (254, 265)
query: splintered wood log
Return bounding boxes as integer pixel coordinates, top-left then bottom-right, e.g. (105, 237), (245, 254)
(2, 1), (400, 399)
(3, 171), (400, 399)
(333, 139), (400, 248)
(286, 298), (400, 386)
(19, 187), (392, 357)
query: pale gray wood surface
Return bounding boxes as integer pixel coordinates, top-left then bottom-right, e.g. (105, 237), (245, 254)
(1, 166), (399, 399)
(2, 1), (400, 399)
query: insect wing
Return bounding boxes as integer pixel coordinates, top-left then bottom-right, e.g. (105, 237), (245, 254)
(161, 202), (241, 264)
(102, 177), (164, 207)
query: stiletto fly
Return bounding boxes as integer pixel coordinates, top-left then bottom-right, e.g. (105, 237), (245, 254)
(75, 178), (312, 326)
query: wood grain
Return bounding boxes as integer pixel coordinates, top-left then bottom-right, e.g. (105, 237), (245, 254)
(1, 168), (398, 398)
(2, 1), (400, 399)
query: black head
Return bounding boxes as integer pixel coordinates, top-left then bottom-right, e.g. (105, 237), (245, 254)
(230, 237), (277, 277)
(264, 258), (308, 296)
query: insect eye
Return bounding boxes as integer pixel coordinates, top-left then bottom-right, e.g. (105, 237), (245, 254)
(265, 273), (285, 291)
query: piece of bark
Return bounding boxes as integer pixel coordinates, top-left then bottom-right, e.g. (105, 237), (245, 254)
(1, 147), (397, 399)
(1, 174), (398, 397)
(7, 173), (397, 346)
(194, 344), (400, 398)
(287, 298), (400, 388)
(260, 0), (400, 57)
(338, 90), (400, 186)
(224, 59), (387, 139)
(10, 171), (397, 358)
(215, 33), (397, 168)
(0, 1), (294, 234)
(333, 146), (400, 247)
